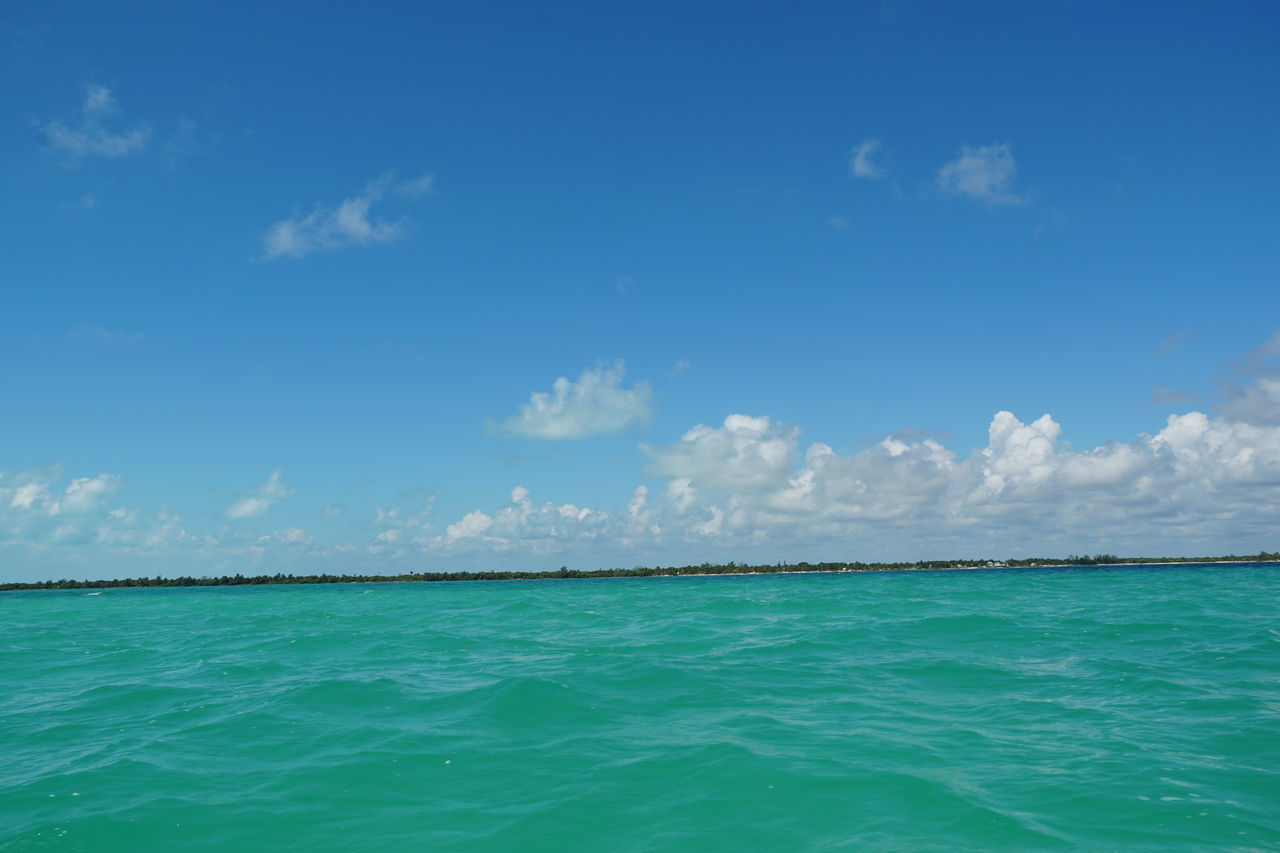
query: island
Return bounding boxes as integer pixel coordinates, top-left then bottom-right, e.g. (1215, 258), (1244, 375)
(2, 551), (1278, 591)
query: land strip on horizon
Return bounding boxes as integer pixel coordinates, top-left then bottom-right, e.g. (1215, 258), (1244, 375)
(4, 553), (1279, 591)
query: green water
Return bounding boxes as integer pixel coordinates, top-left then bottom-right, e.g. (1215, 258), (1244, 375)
(2, 565), (1278, 851)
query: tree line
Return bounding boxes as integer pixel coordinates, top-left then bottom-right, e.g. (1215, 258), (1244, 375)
(2, 552), (1278, 591)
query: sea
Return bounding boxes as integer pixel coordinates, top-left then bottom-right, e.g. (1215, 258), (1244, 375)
(2, 564), (1278, 851)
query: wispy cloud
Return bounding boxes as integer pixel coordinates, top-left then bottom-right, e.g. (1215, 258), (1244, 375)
(263, 173), (432, 260)
(40, 85), (150, 159)
(395, 172), (435, 198)
(1157, 330), (1197, 356)
(1219, 328), (1280, 426)
(256, 527), (313, 546)
(500, 361), (653, 440)
(849, 138), (886, 179)
(1237, 328), (1280, 368)
(226, 470), (295, 518)
(938, 143), (1023, 205)
(1149, 385), (1192, 406)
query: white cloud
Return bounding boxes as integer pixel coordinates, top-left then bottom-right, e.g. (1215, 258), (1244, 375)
(226, 470), (295, 519)
(59, 475), (122, 514)
(370, 499), (435, 549)
(501, 361), (652, 439)
(1, 471), (121, 518)
(431, 361), (1280, 562)
(264, 173), (432, 260)
(257, 527), (312, 546)
(849, 138), (886, 179)
(265, 188), (402, 260)
(0, 469), (199, 554)
(8, 481), (47, 510)
(938, 143), (1023, 205)
(623, 485), (660, 543)
(445, 509), (494, 543)
(645, 414), (799, 494)
(435, 486), (611, 552)
(8, 337), (1280, 577)
(40, 85), (150, 159)
(978, 411), (1061, 496)
(666, 405), (1280, 553)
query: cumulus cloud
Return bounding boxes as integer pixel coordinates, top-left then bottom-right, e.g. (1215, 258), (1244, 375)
(432, 362), (1280, 561)
(435, 486), (611, 552)
(445, 509), (495, 543)
(696, 405), (1280, 552)
(0, 469), (198, 554)
(501, 361), (652, 439)
(1, 471), (121, 519)
(60, 474), (122, 513)
(263, 173), (432, 260)
(849, 138), (886, 179)
(226, 470), (295, 519)
(9, 337), (1280, 575)
(644, 414), (799, 494)
(40, 85), (150, 159)
(938, 143), (1023, 205)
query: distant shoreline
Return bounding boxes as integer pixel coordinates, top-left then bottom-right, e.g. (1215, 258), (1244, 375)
(678, 559), (1278, 578)
(3, 555), (1278, 592)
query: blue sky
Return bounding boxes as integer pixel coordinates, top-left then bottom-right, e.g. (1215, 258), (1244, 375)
(3, 1), (1279, 580)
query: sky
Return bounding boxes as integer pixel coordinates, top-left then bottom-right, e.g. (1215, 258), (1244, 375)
(2, 1), (1279, 581)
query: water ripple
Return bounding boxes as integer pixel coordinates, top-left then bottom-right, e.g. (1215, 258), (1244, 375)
(2, 565), (1278, 850)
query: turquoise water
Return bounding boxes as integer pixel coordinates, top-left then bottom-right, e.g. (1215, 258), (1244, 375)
(2, 565), (1278, 851)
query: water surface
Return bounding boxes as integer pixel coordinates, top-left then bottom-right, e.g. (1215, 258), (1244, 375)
(3, 564), (1278, 850)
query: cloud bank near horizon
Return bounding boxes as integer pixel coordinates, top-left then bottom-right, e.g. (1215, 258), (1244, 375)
(5, 360), (1280, 579)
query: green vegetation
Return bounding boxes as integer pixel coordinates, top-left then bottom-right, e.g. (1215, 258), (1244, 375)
(2, 552), (1278, 591)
